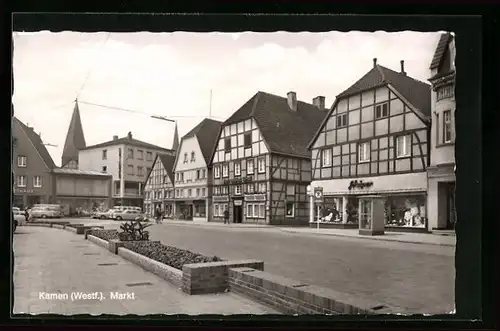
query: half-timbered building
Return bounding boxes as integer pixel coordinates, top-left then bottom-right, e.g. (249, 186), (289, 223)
(210, 91), (326, 225)
(173, 118), (222, 222)
(308, 59), (431, 231)
(427, 33), (456, 231)
(143, 153), (176, 217)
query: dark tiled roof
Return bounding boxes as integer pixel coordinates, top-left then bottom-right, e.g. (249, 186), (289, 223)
(430, 33), (453, 70)
(183, 118), (223, 165)
(61, 101), (87, 167)
(429, 69), (456, 82)
(337, 64), (431, 116)
(223, 91), (326, 158)
(80, 135), (173, 153)
(14, 117), (56, 169)
(158, 153), (176, 182)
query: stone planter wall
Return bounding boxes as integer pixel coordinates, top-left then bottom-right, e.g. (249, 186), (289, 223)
(87, 235), (111, 250)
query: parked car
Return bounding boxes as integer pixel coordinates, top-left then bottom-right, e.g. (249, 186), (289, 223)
(112, 209), (144, 221)
(92, 210), (113, 219)
(31, 204), (63, 219)
(13, 209), (25, 225)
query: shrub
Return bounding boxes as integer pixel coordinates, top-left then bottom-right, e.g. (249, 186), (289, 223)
(87, 229), (119, 241)
(118, 220), (151, 241)
(123, 241), (223, 270)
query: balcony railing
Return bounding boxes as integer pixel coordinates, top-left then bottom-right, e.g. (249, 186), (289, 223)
(113, 188), (142, 197)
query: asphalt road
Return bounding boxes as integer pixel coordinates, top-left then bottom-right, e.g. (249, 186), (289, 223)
(65, 218), (455, 314)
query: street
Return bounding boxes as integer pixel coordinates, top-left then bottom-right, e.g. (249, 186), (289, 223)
(62, 218), (455, 314)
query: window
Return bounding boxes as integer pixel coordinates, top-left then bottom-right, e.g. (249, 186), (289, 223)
(214, 204), (220, 217)
(336, 114), (347, 127)
(222, 164), (229, 177)
(258, 183), (267, 193)
(375, 103), (389, 119)
(224, 138), (231, 153)
(202, 169), (206, 178)
(33, 176), (42, 188)
(137, 166), (144, 176)
(146, 167), (151, 175)
(396, 135), (411, 157)
(358, 142), (370, 163)
(17, 175), (26, 187)
(102, 150), (107, 160)
(222, 186), (229, 194)
(244, 133), (252, 148)
(196, 188), (200, 197)
(146, 151), (153, 161)
(247, 159), (254, 174)
(128, 148), (134, 159)
(247, 204), (254, 218)
(286, 184), (295, 196)
(443, 110), (453, 143)
(191, 151), (196, 162)
(127, 165), (134, 175)
(137, 150), (144, 160)
(188, 189), (192, 197)
(286, 202), (295, 218)
(183, 153), (188, 163)
(158, 190), (163, 199)
(257, 158), (266, 173)
(163, 175), (168, 184)
(246, 203), (265, 218)
(202, 188), (206, 197)
(17, 156), (27, 167)
(196, 170), (200, 179)
(437, 84), (454, 100)
(180, 172), (184, 181)
(247, 183), (254, 193)
(102, 166), (107, 173)
(214, 166), (220, 178)
(234, 161), (241, 176)
(235, 185), (242, 195)
(321, 148), (332, 167)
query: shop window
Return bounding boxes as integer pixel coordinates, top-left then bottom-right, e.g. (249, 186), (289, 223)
(247, 159), (254, 174)
(286, 202), (295, 218)
(259, 204), (265, 218)
(385, 195), (426, 228)
(214, 204), (220, 217)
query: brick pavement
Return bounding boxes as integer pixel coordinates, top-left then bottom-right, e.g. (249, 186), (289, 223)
(13, 226), (278, 315)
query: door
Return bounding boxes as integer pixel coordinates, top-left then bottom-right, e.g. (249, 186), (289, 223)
(234, 205), (243, 223)
(446, 182), (456, 229)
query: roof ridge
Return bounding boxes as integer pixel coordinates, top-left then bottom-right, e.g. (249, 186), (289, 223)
(378, 65), (430, 86)
(376, 64), (386, 82)
(250, 92), (262, 116)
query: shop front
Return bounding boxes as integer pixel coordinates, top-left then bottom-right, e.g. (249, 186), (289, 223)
(427, 164), (456, 230)
(244, 193), (267, 224)
(311, 172), (429, 233)
(212, 195), (229, 222)
(13, 188), (52, 210)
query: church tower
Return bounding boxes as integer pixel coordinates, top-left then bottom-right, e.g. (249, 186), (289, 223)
(61, 99), (86, 168)
(172, 121), (179, 153)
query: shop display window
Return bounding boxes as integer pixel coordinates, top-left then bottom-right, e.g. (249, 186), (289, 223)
(385, 195), (427, 228)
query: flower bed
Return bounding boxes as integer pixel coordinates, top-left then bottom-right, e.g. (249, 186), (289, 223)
(87, 229), (119, 241)
(123, 241), (223, 270)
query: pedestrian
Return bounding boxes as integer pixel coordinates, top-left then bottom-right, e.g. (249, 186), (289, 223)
(155, 206), (162, 224)
(24, 208), (29, 224)
(223, 209), (229, 224)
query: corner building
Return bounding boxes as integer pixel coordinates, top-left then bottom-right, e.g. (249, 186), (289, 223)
(210, 91), (326, 225)
(308, 59), (432, 232)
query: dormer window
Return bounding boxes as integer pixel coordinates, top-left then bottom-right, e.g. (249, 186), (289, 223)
(375, 103), (389, 119)
(336, 114), (347, 128)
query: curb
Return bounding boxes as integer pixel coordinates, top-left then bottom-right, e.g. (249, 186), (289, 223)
(280, 229), (456, 247)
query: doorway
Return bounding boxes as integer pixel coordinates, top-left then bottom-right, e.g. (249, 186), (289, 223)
(233, 205), (243, 223)
(445, 182), (456, 229)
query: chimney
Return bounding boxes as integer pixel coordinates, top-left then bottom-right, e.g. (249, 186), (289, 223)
(287, 91), (297, 112)
(373, 58), (377, 67)
(400, 60), (406, 75)
(313, 96), (326, 110)
(127, 131), (132, 140)
(113, 135), (118, 140)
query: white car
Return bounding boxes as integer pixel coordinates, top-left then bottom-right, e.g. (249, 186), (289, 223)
(92, 210), (113, 219)
(112, 210), (144, 221)
(13, 209), (25, 225)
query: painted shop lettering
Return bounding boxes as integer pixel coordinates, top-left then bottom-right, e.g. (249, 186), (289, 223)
(348, 180), (374, 190)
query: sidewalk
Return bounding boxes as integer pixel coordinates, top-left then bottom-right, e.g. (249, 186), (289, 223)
(279, 227), (456, 247)
(13, 226), (278, 315)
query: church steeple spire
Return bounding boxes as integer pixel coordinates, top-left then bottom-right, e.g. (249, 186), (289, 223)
(61, 100), (86, 168)
(172, 121), (179, 152)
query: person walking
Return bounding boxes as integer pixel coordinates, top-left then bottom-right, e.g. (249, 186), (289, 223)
(155, 206), (162, 224)
(223, 209), (230, 224)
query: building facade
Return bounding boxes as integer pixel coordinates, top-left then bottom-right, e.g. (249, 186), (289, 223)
(210, 91), (325, 225)
(173, 118), (221, 222)
(78, 132), (175, 208)
(427, 33), (456, 230)
(143, 154), (176, 217)
(12, 117), (56, 209)
(51, 168), (112, 215)
(308, 59), (432, 231)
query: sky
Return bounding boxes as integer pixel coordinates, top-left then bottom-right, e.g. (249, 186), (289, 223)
(13, 31), (442, 167)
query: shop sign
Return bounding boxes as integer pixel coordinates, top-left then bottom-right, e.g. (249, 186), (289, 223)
(14, 188), (35, 194)
(213, 195), (229, 202)
(244, 194), (266, 202)
(234, 200), (243, 206)
(348, 180), (373, 190)
(314, 187), (324, 202)
(223, 176), (253, 185)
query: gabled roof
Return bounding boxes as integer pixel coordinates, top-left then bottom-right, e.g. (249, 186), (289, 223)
(181, 118), (222, 166)
(145, 153), (176, 184)
(14, 117), (56, 169)
(221, 91), (326, 158)
(80, 134), (173, 153)
(61, 101), (86, 167)
(430, 33), (453, 70)
(336, 64), (431, 116)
